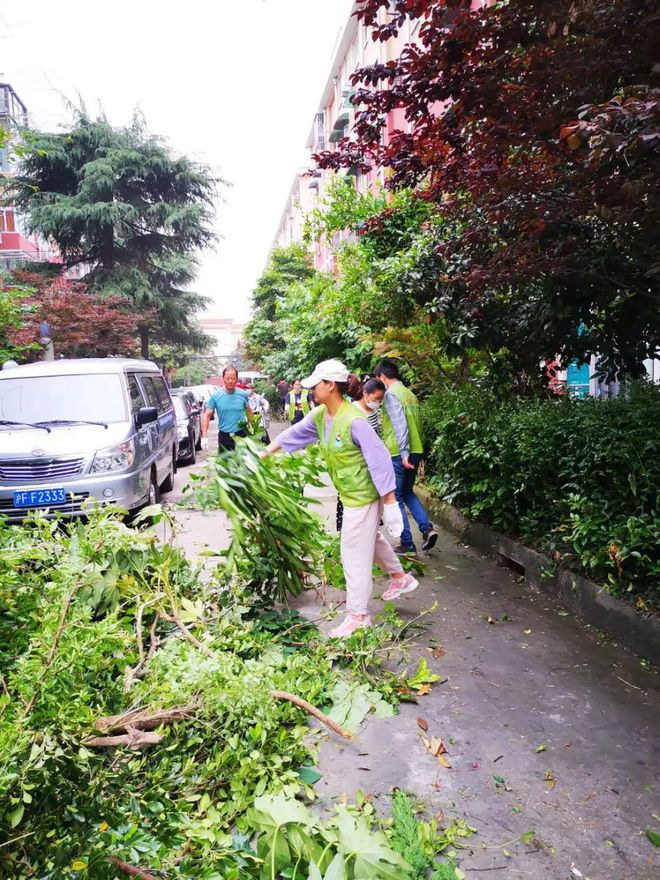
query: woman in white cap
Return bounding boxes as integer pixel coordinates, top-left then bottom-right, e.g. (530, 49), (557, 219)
(261, 359), (419, 637)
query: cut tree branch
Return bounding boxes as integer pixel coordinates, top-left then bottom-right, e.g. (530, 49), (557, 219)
(85, 728), (164, 750)
(107, 856), (158, 880)
(160, 610), (215, 658)
(94, 706), (195, 734)
(271, 690), (353, 739)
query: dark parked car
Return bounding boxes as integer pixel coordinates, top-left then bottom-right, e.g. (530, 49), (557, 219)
(172, 395), (202, 465)
(172, 389), (201, 415)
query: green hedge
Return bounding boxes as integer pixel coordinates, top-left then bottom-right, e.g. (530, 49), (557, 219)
(422, 383), (660, 609)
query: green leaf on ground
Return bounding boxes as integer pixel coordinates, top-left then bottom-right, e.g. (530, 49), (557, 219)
(251, 793), (317, 830)
(333, 807), (410, 879)
(326, 679), (395, 732)
(298, 766), (323, 786)
(406, 658), (441, 691)
(646, 828), (660, 846)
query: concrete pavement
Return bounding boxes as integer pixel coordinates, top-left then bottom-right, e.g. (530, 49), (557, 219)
(163, 426), (660, 880)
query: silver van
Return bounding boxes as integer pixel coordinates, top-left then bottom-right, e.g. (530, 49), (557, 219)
(0, 358), (178, 521)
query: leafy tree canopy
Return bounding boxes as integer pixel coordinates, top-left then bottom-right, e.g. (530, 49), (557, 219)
(317, 0), (660, 381)
(10, 110), (219, 357)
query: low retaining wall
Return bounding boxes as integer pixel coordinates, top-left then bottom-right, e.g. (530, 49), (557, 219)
(418, 488), (660, 664)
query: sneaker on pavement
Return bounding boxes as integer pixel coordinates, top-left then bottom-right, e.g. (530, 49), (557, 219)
(421, 527), (438, 552)
(381, 573), (420, 602)
(395, 543), (417, 556)
(329, 614), (372, 638)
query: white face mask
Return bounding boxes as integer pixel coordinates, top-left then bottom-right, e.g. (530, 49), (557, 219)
(366, 398), (381, 411)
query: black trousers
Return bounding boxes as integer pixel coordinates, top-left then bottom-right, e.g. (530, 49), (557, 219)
(217, 430), (246, 451)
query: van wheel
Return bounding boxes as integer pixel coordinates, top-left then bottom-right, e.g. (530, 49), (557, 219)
(161, 450), (176, 493)
(148, 469), (160, 506)
(187, 435), (197, 464)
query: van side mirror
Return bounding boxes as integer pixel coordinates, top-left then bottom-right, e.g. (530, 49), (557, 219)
(136, 406), (158, 428)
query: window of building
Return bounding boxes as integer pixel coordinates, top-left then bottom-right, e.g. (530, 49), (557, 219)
(0, 208), (16, 232)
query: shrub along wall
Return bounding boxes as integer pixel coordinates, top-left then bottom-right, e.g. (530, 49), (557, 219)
(422, 383), (660, 611)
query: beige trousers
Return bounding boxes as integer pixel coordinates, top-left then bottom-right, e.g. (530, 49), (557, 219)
(341, 498), (404, 616)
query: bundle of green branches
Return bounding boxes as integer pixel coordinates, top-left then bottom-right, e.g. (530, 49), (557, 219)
(189, 440), (331, 602)
(0, 509), (434, 879)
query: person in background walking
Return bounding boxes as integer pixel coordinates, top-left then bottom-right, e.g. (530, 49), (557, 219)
(276, 378), (290, 416)
(285, 378), (312, 425)
(261, 359), (419, 637)
(353, 377), (385, 434)
(245, 381), (271, 444)
(201, 365), (250, 452)
(373, 359), (438, 554)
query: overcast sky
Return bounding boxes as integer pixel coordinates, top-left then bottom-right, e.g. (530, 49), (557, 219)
(0, 0), (354, 323)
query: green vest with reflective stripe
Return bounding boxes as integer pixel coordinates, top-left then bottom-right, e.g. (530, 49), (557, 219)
(313, 401), (380, 508)
(382, 382), (424, 456)
(288, 392), (310, 421)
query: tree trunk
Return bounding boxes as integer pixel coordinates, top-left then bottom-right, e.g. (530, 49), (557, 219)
(140, 325), (149, 359)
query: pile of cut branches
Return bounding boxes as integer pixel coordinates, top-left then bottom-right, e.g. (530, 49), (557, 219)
(0, 509), (468, 878)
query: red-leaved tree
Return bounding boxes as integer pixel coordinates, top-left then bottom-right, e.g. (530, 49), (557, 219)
(316, 0), (660, 381)
(6, 271), (155, 361)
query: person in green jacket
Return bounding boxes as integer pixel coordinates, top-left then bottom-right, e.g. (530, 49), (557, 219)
(285, 378), (313, 425)
(261, 359), (419, 638)
(374, 359), (438, 554)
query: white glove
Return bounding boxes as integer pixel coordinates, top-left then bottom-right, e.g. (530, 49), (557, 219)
(383, 502), (404, 539)
(200, 437), (208, 451)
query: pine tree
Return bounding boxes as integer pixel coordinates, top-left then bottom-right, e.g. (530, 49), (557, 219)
(11, 111), (218, 357)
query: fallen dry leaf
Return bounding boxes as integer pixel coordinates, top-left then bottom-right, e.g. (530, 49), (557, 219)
(432, 646), (446, 659)
(422, 736), (443, 755)
(437, 754), (452, 768)
(417, 683), (432, 695)
(417, 717), (429, 732)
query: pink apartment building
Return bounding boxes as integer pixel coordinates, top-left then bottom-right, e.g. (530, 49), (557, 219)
(0, 82), (54, 270)
(273, 2), (426, 270)
(273, 1), (487, 272)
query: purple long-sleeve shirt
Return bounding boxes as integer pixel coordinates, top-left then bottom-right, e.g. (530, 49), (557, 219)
(276, 409), (395, 496)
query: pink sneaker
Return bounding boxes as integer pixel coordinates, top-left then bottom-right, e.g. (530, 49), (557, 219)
(329, 614), (372, 638)
(382, 573), (419, 602)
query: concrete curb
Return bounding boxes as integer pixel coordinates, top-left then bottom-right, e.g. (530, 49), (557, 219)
(418, 487), (660, 664)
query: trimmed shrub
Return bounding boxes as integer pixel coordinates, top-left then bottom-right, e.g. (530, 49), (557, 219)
(422, 383), (660, 609)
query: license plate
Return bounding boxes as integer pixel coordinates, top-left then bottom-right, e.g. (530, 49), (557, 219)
(13, 488), (67, 508)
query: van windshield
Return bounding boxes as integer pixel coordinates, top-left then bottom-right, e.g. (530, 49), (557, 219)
(0, 374), (128, 427)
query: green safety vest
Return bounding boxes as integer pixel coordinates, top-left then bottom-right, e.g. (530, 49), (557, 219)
(381, 381), (424, 456)
(313, 401), (380, 508)
(288, 393), (310, 421)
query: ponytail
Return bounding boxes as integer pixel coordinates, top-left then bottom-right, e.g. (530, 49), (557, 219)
(336, 374), (361, 400)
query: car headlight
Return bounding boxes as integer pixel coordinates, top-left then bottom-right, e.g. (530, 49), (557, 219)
(91, 438), (135, 473)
